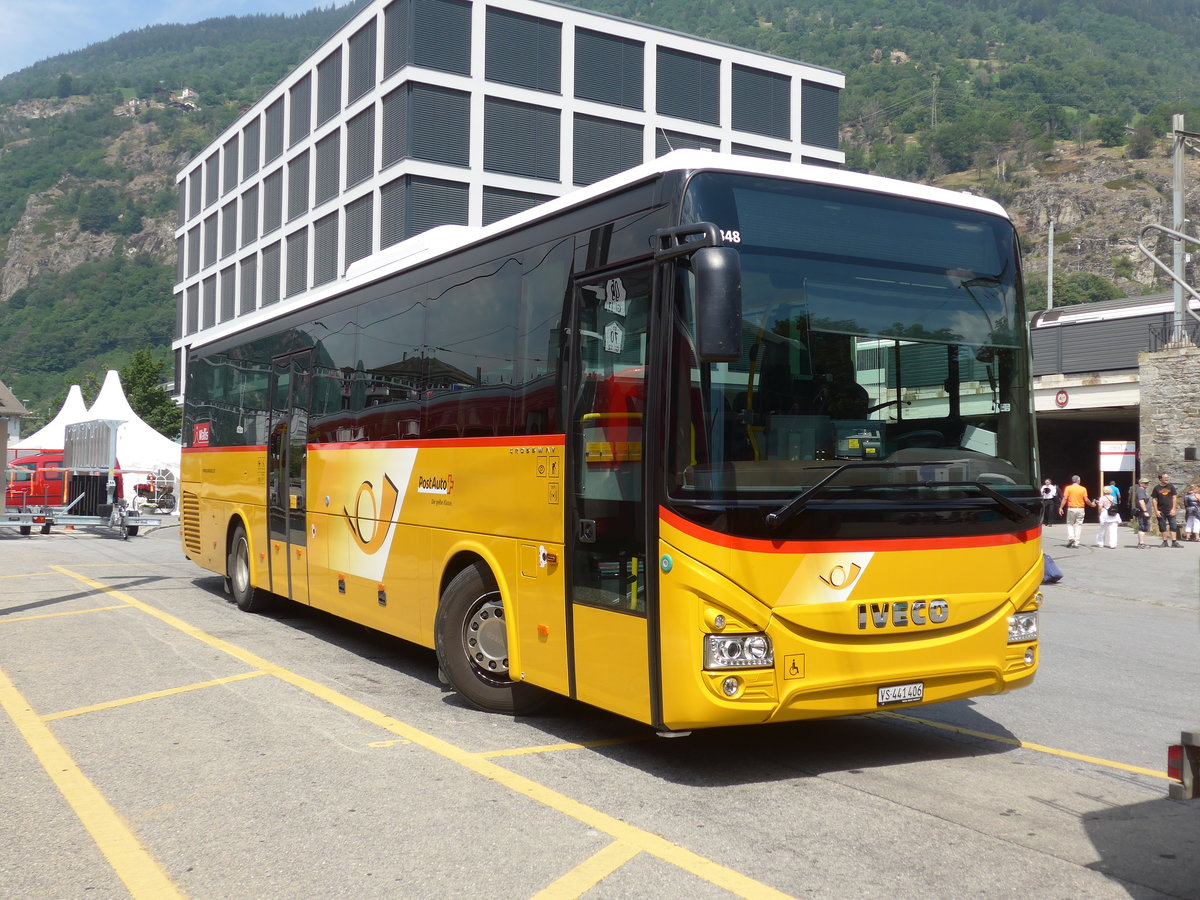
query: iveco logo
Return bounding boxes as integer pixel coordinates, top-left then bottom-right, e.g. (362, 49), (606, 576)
(856, 599), (949, 629)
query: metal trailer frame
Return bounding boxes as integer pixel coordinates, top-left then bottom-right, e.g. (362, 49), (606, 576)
(3, 419), (164, 538)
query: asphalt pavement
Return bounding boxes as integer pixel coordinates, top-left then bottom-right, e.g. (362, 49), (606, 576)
(1042, 518), (1200, 613)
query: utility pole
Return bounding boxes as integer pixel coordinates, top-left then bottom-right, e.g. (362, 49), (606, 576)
(931, 74), (939, 129)
(1047, 218), (1055, 310)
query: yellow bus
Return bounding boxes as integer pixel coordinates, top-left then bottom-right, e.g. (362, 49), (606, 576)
(180, 151), (1042, 732)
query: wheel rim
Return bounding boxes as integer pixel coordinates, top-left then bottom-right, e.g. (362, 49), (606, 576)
(233, 538), (250, 595)
(461, 590), (510, 683)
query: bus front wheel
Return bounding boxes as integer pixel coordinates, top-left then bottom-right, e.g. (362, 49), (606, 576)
(228, 524), (272, 613)
(435, 562), (547, 715)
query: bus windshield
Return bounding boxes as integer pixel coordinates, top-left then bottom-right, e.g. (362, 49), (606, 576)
(668, 173), (1035, 538)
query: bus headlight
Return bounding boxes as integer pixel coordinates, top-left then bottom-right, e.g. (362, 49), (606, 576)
(1007, 611), (1039, 643)
(704, 633), (773, 669)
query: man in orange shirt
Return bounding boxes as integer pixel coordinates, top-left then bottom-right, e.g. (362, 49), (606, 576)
(1058, 474), (1094, 548)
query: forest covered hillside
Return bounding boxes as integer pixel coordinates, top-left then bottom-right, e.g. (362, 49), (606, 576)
(2, 0), (1199, 424)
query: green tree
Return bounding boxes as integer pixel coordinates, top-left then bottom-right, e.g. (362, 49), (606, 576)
(120, 348), (182, 440)
(1127, 122), (1156, 158)
(77, 186), (119, 233)
(1096, 116), (1126, 147)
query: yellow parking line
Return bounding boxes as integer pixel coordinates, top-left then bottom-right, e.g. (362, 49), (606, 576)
(53, 565), (794, 900)
(0, 605), (131, 623)
(881, 712), (1171, 780)
(530, 840), (642, 900)
(45, 671), (268, 721)
(479, 737), (643, 758)
(0, 665), (183, 899)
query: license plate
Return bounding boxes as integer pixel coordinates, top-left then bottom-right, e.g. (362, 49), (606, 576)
(877, 682), (924, 706)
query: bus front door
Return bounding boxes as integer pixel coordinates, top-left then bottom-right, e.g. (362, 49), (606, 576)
(567, 268), (653, 724)
(267, 352), (311, 605)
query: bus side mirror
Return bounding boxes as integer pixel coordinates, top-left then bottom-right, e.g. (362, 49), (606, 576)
(694, 246), (742, 363)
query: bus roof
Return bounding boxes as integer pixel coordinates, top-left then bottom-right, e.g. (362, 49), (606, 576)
(184, 150), (1011, 354)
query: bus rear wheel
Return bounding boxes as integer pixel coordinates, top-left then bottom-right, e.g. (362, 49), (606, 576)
(435, 562), (547, 715)
(228, 524), (272, 613)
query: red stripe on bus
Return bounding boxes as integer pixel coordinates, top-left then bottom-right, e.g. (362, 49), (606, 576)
(182, 445), (266, 454)
(658, 506), (1039, 553)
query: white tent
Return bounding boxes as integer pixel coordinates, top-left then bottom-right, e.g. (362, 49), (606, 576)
(86, 370), (182, 505)
(14, 384), (88, 451)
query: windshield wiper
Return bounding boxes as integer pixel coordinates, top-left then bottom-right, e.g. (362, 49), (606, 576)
(765, 461), (1032, 530)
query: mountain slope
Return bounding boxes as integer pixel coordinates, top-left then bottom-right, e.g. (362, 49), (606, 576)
(1, 0), (1199, 418)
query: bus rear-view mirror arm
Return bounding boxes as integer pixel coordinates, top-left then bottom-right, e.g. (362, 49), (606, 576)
(655, 224), (743, 363)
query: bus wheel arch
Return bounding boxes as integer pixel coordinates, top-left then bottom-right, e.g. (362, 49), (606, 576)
(434, 557), (547, 715)
(227, 518), (272, 613)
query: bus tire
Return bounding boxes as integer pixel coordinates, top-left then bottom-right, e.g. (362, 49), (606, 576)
(435, 562), (548, 715)
(228, 524), (272, 613)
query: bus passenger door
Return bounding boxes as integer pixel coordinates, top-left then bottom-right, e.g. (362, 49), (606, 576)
(267, 351), (312, 605)
(566, 268), (653, 723)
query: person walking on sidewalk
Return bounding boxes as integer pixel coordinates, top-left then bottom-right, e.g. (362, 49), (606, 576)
(1152, 472), (1182, 548)
(1184, 484), (1200, 541)
(1134, 476), (1152, 548)
(1040, 478), (1058, 526)
(1059, 475), (1093, 548)
(1093, 490), (1120, 549)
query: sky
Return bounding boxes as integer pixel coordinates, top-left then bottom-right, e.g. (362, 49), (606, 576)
(0, 0), (325, 80)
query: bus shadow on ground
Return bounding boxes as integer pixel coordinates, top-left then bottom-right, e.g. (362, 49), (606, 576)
(1082, 795), (1200, 898)
(189, 573), (1021, 782)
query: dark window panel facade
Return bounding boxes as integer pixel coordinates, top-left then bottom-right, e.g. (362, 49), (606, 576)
(313, 212), (339, 286)
(345, 193), (374, 268)
(732, 64), (790, 139)
(656, 47), (720, 125)
(221, 199), (238, 259)
(348, 18), (377, 103)
(204, 156), (220, 207)
(243, 117), (261, 178)
(262, 169), (283, 235)
(239, 256), (257, 316)
(290, 74), (312, 146)
(732, 142), (790, 161)
(346, 107), (376, 188)
(801, 80), (839, 150)
(264, 98), (284, 163)
(202, 275), (217, 330)
(315, 132), (341, 207)
(241, 185), (259, 248)
(380, 175), (468, 248)
(288, 151), (311, 222)
(482, 187), (552, 225)
(575, 29), (643, 110)
(655, 129), (719, 157)
(203, 213), (218, 267)
(317, 49), (343, 126)
(486, 8), (561, 93)
(484, 97), (559, 181)
(222, 135), (239, 195)
(574, 114), (641, 186)
(220, 266), (236, 322)
(261, 242), (281, 307)
(286, 228), (308, 297)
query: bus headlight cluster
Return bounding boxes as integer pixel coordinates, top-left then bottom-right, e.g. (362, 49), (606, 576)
(1007, 611), (1038, 643)
(704, 633), (773, 669)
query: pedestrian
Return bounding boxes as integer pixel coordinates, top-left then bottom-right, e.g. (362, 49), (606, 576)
(1185, 484), (1200, 541)
(1093, 489), (1120, 549)
(1151, 472), (1182, 548)
(1040, 478), (1058, 526)
(1105, 479), (1121, 511)
(1133, 476), (1152, 548)
(1058, 475), (1093, 548)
